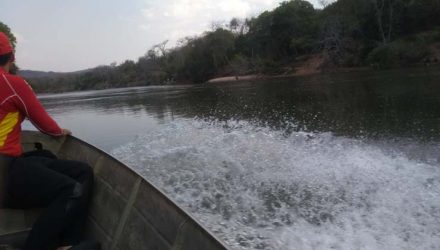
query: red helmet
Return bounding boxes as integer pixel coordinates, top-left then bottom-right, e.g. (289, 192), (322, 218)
(0, 32), (14, 56)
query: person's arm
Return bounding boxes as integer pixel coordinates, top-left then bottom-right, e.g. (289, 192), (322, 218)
(12, 79), (65, 136)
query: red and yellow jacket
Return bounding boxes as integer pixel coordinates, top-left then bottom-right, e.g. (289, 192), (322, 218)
(0, 68), (63, 157)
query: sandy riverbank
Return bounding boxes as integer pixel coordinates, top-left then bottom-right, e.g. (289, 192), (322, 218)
(207, 54), (325, 83)
(208, 42), (440, 84)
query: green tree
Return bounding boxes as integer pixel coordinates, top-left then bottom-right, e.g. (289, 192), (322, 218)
(245, 11), (275, 59)
(271, 0), (317, 57)
(173, 29), (235, 83)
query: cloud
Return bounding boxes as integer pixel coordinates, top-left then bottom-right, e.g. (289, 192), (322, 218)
(138, 0), (287, 47)
(12, 32), (25, 44)
(138, 24), (150, 30)
(142, 0), (281, 20)
(141, 8), (155, 19)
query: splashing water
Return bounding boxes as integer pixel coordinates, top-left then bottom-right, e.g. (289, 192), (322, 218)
(112, 119), (440, 250)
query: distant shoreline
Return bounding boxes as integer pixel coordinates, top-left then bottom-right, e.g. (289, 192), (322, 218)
(207, 67), (372, 84)
(32, 63), (440, 94)
(207, 56), (440, 84)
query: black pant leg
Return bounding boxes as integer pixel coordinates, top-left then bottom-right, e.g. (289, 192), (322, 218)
(6, 156), (78, 250)
(46, 160), (94, 246)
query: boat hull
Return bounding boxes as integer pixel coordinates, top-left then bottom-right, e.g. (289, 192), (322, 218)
(0, 131), (227, 250)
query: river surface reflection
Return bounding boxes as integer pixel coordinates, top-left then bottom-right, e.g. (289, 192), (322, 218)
(33, 66), (440, 150)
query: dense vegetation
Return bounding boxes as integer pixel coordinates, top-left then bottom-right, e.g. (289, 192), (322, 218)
(2, 0), (440, 93)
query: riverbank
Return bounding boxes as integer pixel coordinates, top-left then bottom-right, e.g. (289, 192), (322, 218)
(206, 68), (367, 84)
(207, 54), (325, 83)
(207, 60), (370, 84)
(207, 49), (440, 84)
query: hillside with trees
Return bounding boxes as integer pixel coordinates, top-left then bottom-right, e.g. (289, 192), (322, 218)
(2, 0), (440, 93)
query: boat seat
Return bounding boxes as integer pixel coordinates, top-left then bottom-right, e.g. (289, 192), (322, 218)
(0, 209), (42, 247)
(0, 157), (42, 248)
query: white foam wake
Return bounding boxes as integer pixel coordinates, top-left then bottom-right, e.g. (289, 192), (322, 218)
(112, 119), (440, 250)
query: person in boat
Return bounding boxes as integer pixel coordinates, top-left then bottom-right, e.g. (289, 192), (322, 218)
(0, 32), (99, 250)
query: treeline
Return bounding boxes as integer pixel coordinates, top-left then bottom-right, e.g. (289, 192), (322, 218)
(6, 0), (440, 93)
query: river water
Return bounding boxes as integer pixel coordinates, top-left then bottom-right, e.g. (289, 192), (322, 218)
(28, 66), (440, 249)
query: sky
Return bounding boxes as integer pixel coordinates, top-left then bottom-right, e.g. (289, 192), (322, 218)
(1, 0), (320, 72)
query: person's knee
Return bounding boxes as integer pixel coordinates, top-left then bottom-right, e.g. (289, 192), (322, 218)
(71, 182), (83, 198)
(82, 164), (94, 185)
(84, 164), (93, 177)
(58, 179), (79, 198)
(64, 182), (84, 214)
(77, 162), (93, 178)
(60, 161), (94, 197)
(76, 163), (94, 197)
